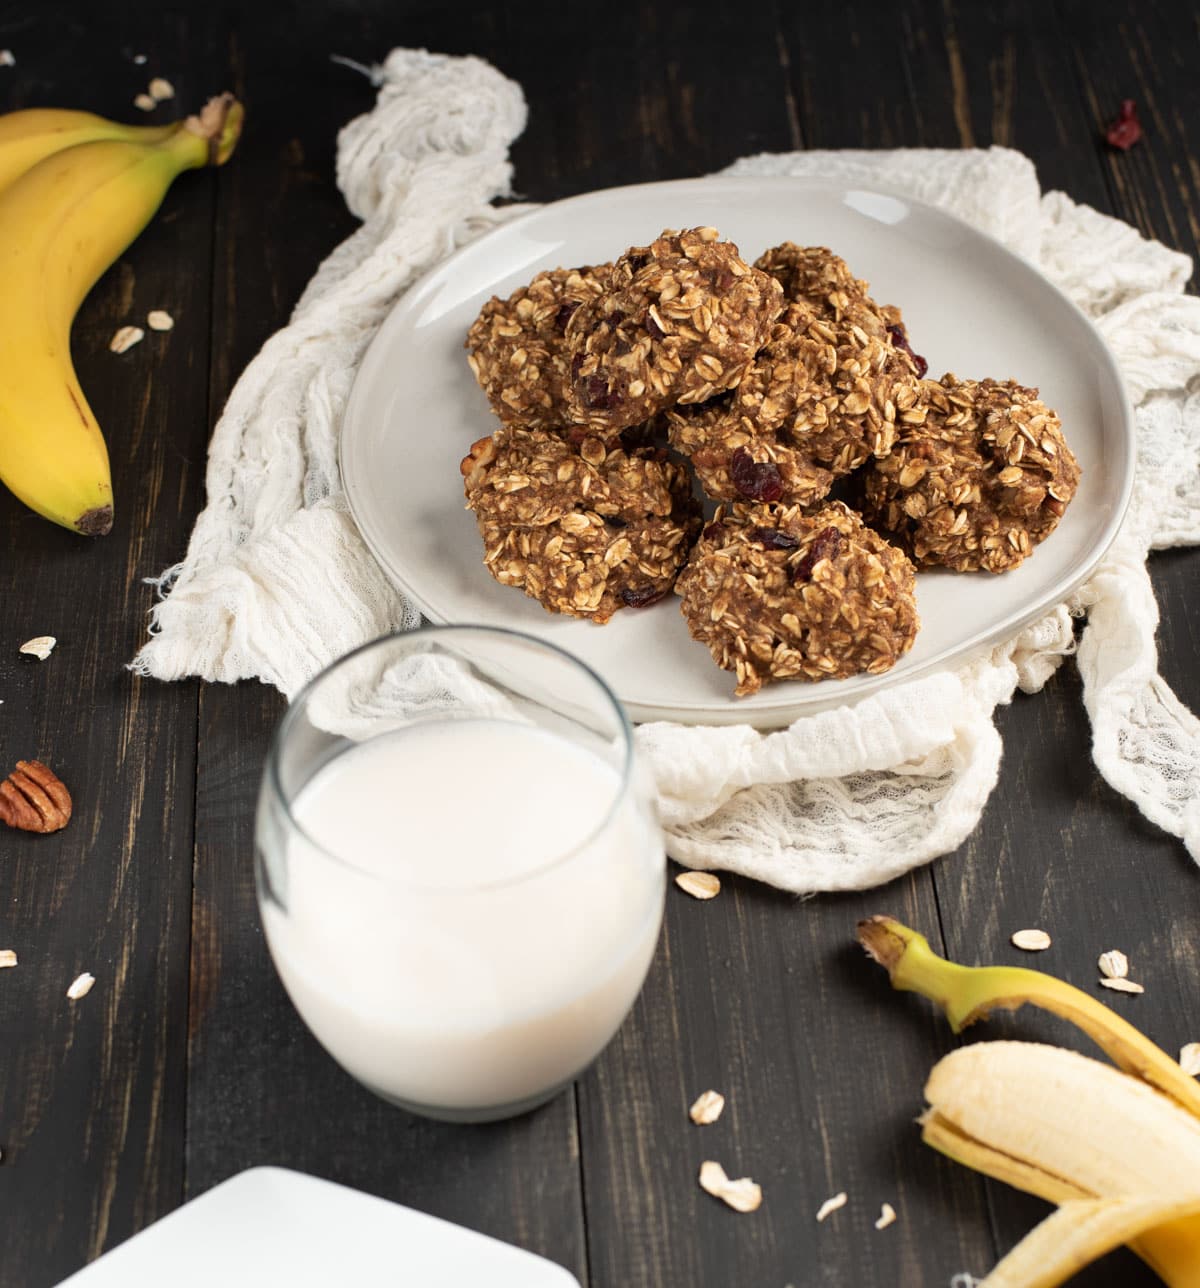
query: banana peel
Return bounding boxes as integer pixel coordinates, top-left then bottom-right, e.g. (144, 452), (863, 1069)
(0, 94), (242, 534)
(858, 915), (1200, 1118)
(984, 1197), (1200, 1288)
(858, 915), (1200, 1285)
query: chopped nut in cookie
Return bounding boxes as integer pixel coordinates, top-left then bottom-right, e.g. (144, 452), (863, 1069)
(861, 374), (1080, 573)
(462, 426), (700, 623)
(565, 227), (784, 432)
(675, 500), (919, 696)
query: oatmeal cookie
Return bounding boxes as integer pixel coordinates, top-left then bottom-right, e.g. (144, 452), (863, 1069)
(564, 227), (785, 432)
(860, 374), (1080, 573)
(665, 288), (923, 506)
(675, 500), (919, 696)
(461, 427), (701, 623)
(466, 265), (609, 429)
(756, 241), (927, 372)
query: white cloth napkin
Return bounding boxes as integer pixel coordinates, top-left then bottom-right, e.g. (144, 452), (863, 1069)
(132, 48), (1200, 892)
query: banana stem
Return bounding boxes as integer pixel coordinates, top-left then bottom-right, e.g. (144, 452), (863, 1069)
(857, 915), (1200, 1118)
(182, 93), (243, 166)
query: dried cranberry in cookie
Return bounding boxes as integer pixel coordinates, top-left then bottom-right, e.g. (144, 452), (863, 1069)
(466, 265), (609, 429)
(675, 500), (919, 696)
(861, 374), (1080, 573)
(461, 427), (700, 623)
(565, 227), (784, 432)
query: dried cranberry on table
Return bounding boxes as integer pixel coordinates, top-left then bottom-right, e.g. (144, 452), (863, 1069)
(1105, 99), (1142, 151)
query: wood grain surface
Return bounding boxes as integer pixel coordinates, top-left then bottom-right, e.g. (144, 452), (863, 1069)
(0, 3), (1196, 1286)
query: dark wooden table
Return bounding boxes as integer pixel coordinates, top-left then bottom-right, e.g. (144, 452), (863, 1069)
(1, 2), (1197, 1285)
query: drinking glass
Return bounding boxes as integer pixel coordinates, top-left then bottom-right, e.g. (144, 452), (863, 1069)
(255, 625), (665, 1122)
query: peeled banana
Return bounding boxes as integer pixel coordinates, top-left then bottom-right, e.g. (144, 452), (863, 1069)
(859, 915), (1200, 1285)
(0, 94), (242, 535)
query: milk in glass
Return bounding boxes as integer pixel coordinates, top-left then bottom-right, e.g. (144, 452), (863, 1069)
(260, 717), (664, 1115)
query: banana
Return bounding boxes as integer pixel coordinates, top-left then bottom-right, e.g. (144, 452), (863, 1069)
(0, 94), (242, 534)
(923, 1041), (1200, 1199)
(0, 108), (175, 195)
(981, 1196), (1200, 1288)
(860, 916), (1200, 1285)
(923, 1042), (1200, 1287)
(857, 914), (1200, 1117)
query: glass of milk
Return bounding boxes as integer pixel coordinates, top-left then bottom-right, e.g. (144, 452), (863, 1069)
(255, 625), (665, 1122)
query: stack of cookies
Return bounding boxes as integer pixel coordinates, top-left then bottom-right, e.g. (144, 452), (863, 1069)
(462, 227), (1080, 697)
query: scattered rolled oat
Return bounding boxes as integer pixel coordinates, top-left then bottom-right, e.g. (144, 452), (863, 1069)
(0, 50), (14, 67)
(1098, 949), (1129, 980)
(816, 1191), (848, 1222)
(874, 1202), (897, 1230)
(1179, 1043), (1200, 1077)
(67, 972), (95, 1001)
(1099, 977), (1144, 995)
(689, 1089), (725, 1125)
(146, 309), (175, 332)
(148, 76), (174, 101)
(18, 636), (56, 661)
(676, 870), (721, 900)
(1010, 928), (1051, 952)
(0, 950), (17, 969)
(132, 53), (147, 64)
(133, 92), (156, 112)
(110, 325), (145, 353)
(698, 1160), (762, 1213)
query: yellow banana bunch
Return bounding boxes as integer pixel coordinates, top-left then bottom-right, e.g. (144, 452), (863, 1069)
(858, 916), (1200, 1286)
(0, 94), (243, 535)
(0, 107), (175, 195)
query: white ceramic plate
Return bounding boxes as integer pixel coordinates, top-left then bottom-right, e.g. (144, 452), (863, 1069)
(341, 177), (1133, 727)
(57, 1167), (581, 1287)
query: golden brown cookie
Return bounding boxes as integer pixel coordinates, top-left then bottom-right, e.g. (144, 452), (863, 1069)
(665, 295), (923, 505)
(861, 374), (1080, 573)
(461, 427), (701, 622)
(466, 265), (609, 429)
(564, 227), (784, 432)
(675, 500), (919, 695)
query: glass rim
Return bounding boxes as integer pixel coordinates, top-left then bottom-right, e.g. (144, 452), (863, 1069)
(263, 623), (637, 894)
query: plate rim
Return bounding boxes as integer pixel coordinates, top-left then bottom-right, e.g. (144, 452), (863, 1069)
(340, 173), (1136, 727)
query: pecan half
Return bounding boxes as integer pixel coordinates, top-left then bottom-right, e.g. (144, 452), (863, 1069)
(0, 760), (72, 833)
